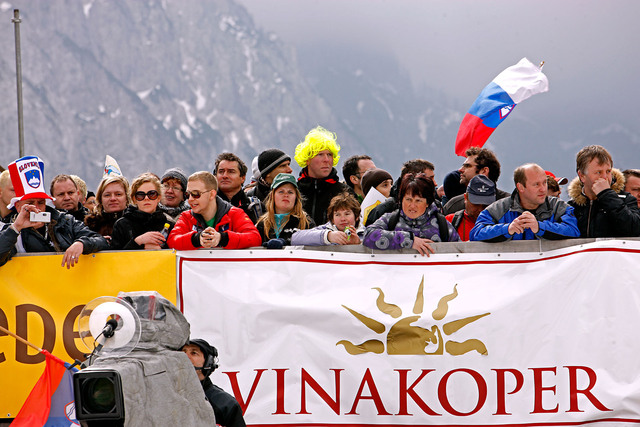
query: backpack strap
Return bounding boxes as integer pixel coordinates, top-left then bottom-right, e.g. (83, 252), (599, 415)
(436, 212), (449, 242)
(387, 209), (401, 231)
(451, 210), (465, 230)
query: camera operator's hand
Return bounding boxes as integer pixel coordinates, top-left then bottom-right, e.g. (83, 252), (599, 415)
(13, 203), (46, 231)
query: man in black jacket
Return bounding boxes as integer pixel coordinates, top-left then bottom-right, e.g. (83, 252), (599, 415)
(182, 339), (246, 427)
(294, 126), (350, 225)
(214, 152), (259, 224)
(568, 145), (640, 238)
(50, 174), (89, 222)
(0, 156), (108, 268)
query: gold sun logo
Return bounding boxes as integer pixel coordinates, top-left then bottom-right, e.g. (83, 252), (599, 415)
(337, 276), (490, 356)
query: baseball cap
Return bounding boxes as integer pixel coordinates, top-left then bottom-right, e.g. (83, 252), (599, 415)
(545, 171), (568, 185)
(466, 175), (496, 205)
(271, 173), (298, 190)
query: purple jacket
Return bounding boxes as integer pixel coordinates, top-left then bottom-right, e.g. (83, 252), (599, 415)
(363, 203), (459, 250)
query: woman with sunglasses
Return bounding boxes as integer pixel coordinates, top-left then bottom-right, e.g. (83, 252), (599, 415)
(111, 172), (175, 250)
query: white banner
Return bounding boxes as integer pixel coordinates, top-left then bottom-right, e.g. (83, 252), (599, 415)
(178, 241), (640, 426)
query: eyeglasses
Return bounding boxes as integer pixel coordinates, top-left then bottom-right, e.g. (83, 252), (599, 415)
(185, 189), (213, 199)
(134, 190), (160, 201)
(162, 184), (182, 192)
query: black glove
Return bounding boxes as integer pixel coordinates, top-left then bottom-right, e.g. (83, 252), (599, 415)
(263, 238), (286, 249)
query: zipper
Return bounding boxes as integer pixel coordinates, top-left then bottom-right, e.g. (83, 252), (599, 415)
(587, 199), (593, 237)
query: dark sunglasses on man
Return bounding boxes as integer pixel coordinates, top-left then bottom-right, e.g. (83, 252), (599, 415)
(134, 190), (160, 201)
(184, 189), (213, 200)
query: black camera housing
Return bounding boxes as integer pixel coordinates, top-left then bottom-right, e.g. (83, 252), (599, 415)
(73, 368), (125, 427)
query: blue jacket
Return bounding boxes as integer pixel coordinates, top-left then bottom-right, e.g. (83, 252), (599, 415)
(469, 192), (580, 242)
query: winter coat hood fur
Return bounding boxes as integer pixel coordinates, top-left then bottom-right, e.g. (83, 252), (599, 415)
(567, 168), (626, 206)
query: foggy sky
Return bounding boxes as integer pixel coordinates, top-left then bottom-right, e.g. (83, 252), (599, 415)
(235, 0), (640, 187)
(237, 0), (638, 119)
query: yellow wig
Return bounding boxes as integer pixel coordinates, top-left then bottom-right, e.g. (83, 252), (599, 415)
(294, 126), (341, 168)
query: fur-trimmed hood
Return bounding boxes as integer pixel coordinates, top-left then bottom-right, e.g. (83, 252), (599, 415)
(568, 168), (626, 206)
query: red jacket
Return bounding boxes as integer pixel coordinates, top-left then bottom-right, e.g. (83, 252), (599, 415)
(445, 210), (476, 242)
(168, 196), (261, 250)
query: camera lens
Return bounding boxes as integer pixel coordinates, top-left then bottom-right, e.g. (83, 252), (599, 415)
(82, 377), (116, 413)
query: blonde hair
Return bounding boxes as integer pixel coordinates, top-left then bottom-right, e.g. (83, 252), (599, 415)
(70, 175), (88, 199)
(188, 171), (218, 191)
(95, 175), (131, 215)
(294, 126), (340, 168)
(130, 172), (161, 198)
(257, 184), (309, 235)
(0, 170), (10, 188)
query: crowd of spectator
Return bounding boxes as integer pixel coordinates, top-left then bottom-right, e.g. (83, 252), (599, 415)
(2, 125), (640, 268)
(4, 129), (638, 427)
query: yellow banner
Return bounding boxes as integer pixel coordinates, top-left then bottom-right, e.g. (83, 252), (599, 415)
(0, 250), (176, 417)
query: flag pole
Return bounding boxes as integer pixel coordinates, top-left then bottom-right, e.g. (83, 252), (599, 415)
(0, 324), (44, 353)
(12, 9), (25, 158)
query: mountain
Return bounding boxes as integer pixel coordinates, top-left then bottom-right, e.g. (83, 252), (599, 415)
(1, 0), (636, 193)
(0, 0), (347, 189)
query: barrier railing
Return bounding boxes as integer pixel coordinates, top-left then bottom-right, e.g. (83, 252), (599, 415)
(2, 238), (640, 425)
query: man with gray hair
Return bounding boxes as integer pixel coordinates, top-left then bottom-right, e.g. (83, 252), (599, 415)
(567, 145), (640, 237)
(470, 163), (580, 242)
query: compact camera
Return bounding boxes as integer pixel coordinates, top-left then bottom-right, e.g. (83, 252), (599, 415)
(30, 211), (51, 223)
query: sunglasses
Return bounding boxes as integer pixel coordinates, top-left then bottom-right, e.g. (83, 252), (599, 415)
(134, 190), (160, 201)
(185, 189), (213, 199)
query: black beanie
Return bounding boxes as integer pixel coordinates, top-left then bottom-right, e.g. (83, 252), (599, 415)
(361, 168), (393, 196)
(257, 149), (290, 180)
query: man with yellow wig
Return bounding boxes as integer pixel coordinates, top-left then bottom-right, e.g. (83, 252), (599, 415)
(295, 126), (350, 225)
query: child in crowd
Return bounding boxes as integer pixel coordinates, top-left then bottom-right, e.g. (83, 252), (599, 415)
(361, 168), (393, 199)
(359, 168), (393, 227)
(291, 193), (362, 246)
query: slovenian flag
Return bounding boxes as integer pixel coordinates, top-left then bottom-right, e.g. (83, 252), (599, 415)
(10, 351), (79, 427)
(454, 57), (549, 156)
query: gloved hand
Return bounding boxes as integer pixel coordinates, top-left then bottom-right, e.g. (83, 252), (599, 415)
(263, 238), (286, 249)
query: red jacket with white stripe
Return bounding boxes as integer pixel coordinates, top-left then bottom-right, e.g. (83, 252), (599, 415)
(167, 196), (261, 250)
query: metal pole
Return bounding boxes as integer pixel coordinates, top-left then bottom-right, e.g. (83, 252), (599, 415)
(12, 9), (24, 158)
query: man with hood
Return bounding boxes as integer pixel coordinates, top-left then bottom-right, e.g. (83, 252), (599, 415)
(294, 126), (350, 225)
(567, 145), (640, 238)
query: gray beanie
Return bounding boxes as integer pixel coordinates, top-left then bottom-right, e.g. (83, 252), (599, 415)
(161, 168), (188, 192)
